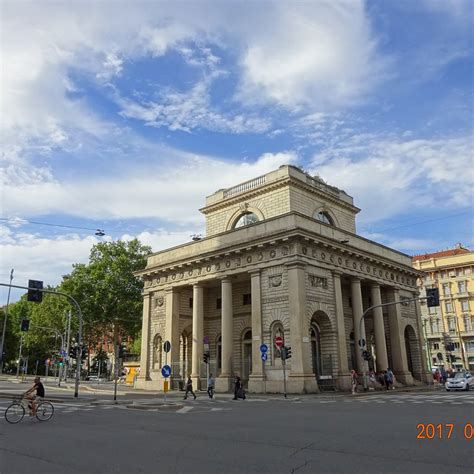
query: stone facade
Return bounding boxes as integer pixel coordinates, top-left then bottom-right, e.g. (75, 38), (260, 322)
(136, 165), (429, 393)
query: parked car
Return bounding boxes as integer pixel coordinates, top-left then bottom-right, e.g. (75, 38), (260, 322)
(445, 371), (472, 391)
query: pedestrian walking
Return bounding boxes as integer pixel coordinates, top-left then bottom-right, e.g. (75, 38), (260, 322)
(183, 376), (196, 400)
(233, 376), (246, 400)
(385, 368), (394, 390)
(351, 369), (358, 395)
(207, 373), (215, 399)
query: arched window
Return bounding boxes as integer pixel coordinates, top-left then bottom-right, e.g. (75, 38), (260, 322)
(314, 211), (333, 225)
(234, 212), (259, 229)
(310, 324), (322, 376)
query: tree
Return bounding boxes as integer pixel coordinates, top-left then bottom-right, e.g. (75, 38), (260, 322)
(60, 239), (151, 347)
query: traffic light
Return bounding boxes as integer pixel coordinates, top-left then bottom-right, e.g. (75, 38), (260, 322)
(426, 288), (440, 307)
(27, 279), (43, 303)
(203, 352), (209, 364)
(81, 346), (89, 360)
(69, 346), (77, 359)
(20, 319), (30, 332)
(118, 344), (126, 358)
(280, 346), (292, 361)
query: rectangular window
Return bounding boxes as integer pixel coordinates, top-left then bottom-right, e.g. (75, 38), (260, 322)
(467, 341), (474, 350)
(443, 284), (451, 296)
(464, 317), (473, 332)
(458, 281), (467, 293)
(428, 306), (437, 314)
(445, 302), (453, 313)
(465, 267), (472, 275)
(216, 298), (222, 310)
(243, 293), (252, 305)
(461, 300), (470, 312)
(448, 317), (456, 331)
(433, 342), (440, 350)
(189, 298), (193, 309)
(453, 342), (460, 350)
(440, 271), (446, 279)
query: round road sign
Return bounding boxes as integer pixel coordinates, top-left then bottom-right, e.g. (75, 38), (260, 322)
(161, 365), (172, 378)
(261, 353), (268, 362)
(260, 344), (268, 353)
(274, 336), (284, 348)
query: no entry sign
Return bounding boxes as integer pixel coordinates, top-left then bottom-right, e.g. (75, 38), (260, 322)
(274, 336), (284, 348)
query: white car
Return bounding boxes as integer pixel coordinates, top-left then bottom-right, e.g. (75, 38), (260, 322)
(445, 371), (472, 391)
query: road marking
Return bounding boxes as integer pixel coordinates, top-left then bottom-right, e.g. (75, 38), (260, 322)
(176, 406), (193, 414)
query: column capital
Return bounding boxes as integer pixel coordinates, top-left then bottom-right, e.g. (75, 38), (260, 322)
(192, 282), (204, 289)
(220, 276), (233, 283)
(370, 282), (381, 290)
(248, 269), (261, 277)
(332, 270), (343, 277)
(350, 276), (361, 284)
(285, 260), (306, 270)
(165, 287), (178, 294)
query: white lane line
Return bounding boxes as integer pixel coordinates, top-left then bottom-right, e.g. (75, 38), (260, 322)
(176, 406), (193, 414)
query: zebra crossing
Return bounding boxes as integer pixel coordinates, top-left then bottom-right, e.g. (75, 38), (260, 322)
(316, 392), (474, 406)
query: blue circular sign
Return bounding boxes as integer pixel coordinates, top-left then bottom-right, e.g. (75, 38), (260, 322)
(261, 353), (268, 361)
(161, 365), (172, 378)
(260, 344), (268, 353)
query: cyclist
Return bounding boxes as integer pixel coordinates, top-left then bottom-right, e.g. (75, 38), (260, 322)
(24, 376), (45, 416)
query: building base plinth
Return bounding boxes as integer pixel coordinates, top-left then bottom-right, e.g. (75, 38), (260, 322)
(215, 375), (232, 393)
(287, 373), (319, 393)
(248, 375), (264, 393)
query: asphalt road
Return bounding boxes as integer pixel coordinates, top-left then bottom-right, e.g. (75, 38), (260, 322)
(0, 386), (473, 474)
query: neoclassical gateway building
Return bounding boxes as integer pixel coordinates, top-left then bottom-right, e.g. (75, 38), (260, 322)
(136, 165), (429, 393)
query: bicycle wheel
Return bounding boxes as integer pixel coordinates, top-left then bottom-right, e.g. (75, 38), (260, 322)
(5, 402), (25, 424)
(36, 401), (54, 421)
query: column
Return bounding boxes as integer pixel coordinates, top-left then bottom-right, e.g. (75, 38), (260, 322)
(351, 278), (368, 373)
(216, 278), (233, 392)
(371, 283), (389, 372)
(249, 270), (263, 392)
(387, 288), (413, 385)
(138, 292), (151, 383)
(191, 284), (204, 389)
(165, 288), (180, 382)
(333, 272), (349, 373)
(287, 262), (318, 393)
(414, 294), (431, 383)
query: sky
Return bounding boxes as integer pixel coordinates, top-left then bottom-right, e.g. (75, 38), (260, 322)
(1, 0), (473, 303)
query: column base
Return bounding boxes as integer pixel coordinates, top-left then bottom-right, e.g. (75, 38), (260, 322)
(215, 375), (232, 393)
(287, 373), (319, 393)
(191, 375), (202, 391)
(248, 375), (264, 393)
(335, 373), (352, 391)
(394, 371), (414, 386)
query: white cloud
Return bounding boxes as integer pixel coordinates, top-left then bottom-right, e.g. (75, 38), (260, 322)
(309, 134), (474, 224)
(1, 151), (296, 223)
(237, 1), (386, 110)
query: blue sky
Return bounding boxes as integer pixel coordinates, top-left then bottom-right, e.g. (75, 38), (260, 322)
(1, 0), (473, 302)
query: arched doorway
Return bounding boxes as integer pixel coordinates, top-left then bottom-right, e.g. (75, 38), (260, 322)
(404, 325), (422, 380)
(310, 324), (322, 376)
(241, 329), (252, 385)
(310, 311), (335, 377)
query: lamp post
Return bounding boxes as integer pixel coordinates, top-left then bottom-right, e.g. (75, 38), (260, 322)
(422, 319), (432, 371)
(0, 269), (14, 374)
(450, 275), (468, 369)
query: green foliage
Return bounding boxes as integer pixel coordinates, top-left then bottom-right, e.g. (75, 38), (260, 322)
(60, 239), (151, 344)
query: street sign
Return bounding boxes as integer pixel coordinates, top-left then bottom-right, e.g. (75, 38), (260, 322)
(161, 365), (172, 378)
(260, 344), (268, 353)
(358, 338), (366, 348)
(274, 336), (284, 348)
(261, 353), (268, 361)
(163, 341), (171, 353)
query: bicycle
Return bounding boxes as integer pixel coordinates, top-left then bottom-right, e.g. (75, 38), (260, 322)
(4, 396), (54, 424)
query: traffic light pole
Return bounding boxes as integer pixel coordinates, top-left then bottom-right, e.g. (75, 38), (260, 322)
(0, 282), (84, 398)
